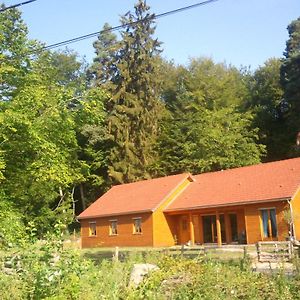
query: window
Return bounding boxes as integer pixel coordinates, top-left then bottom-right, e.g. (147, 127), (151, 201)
(133, 218), (142, 234)
(89, 222), (97, 236)
(260, 208), (277, 238)
(110, 220), (118, 235)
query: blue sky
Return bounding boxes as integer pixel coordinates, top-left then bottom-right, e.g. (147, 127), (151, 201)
(5, 0), (300, 69)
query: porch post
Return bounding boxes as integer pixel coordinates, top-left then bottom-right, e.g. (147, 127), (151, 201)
(224, 213), (231, 244)
(216, 212), (222, 246)
(189, 213), (195, 246)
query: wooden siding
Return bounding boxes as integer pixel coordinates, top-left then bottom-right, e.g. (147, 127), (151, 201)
(244, 201), (289, 244)
(178, 215), (190, 244)
(80, 212), (153, 248)
(170, 207), (246, 245)
(291, 187), (300, 240)
(167, 201), (288, 245)
(193, 215), (201, 244)
(152, 178), (193, 247)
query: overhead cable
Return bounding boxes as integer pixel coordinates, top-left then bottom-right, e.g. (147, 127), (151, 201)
(0, 0), (37, 12)
(42, 0), (219, 51)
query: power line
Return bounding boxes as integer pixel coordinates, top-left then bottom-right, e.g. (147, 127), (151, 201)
(42, 0), (219, 51)
(0, 0), (37, 12)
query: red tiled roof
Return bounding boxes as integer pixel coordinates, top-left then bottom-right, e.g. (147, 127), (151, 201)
(165, 158), (300, 212)
(78, 173), (190, 219)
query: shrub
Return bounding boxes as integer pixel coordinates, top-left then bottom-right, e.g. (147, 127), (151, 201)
(1, 242), (300, 299)
(0, 197), (27, 248)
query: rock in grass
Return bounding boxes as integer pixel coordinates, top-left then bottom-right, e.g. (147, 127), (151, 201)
(129, 263), (159, 287)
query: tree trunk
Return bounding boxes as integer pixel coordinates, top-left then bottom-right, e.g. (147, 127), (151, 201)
(79, 184), (86, 210)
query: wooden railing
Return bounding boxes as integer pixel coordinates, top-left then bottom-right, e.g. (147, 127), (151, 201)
(256, 241), (293, 262)
(111, 245), (247, 261)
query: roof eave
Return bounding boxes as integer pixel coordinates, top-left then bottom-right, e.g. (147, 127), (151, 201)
(77, 209), (153, 220)
(164, 197), (291, 213)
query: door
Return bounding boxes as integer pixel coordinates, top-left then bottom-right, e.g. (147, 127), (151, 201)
(180, 216), (190, 244)
(202, 214), (226, 243)
(202, 215), (217, 243)
(229, 213), (238, 242)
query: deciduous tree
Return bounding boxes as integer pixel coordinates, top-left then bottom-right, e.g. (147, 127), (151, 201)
(0, 4), (36, 100)
(247, 58), (286, 160)
(0, 53), (82, 231)
(158, 58), (265, 174)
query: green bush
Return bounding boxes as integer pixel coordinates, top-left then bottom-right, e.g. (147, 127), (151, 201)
(131, 256), (298, 300)
(1, 240), (300, 300)
(0, 197), (27, 248)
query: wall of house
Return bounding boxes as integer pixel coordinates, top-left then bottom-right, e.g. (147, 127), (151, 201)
(152, 178), (193, 247)
(167, 201), (288, 245)
(176, 215), (190, 244)
(171, 207), (246, 245)
(193, 214), (202, 244)
(244, 201), (289, 244)
(80, 212), (153, 248)
(291, 188), (300, 240)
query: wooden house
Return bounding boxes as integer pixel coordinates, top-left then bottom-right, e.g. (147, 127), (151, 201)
(78, 158), (300, 248)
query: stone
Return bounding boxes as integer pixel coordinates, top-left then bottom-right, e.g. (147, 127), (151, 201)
(3, 267), (14, 275)
(4, 261), (13, 268)
(129, 263), (159, 287)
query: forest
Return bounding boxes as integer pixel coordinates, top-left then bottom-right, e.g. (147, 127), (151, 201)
(0, 0), (300, 245)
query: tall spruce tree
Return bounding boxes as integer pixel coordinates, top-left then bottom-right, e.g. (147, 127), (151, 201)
(88, 23), (118, 86)
(92, 0), (163, 183)
(280, 17), (300, 155)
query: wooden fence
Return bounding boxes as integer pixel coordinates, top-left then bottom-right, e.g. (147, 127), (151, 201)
(256, 241), (293, 262)
(110, 244), (248, 262)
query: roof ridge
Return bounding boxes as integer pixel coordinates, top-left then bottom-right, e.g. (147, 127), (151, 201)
(111, 172), (190, 188)
(167, 157), (300, 212)
(193, 157), (300, 178)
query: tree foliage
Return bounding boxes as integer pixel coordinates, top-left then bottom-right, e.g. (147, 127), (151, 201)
(49, 49), (88, 94)
(1, 1), (298, 236)
(0, 4), (36, 100)
(92, 0), (164, 184)
(0, 54), (83, 231)
(88, 23), (118, 86)
(0, 194), (26, 248)
(158, 58), (264, 175)
(74, 88), (108, 206)
(280, 17), (300, 155)
(247, 58), (286, 160)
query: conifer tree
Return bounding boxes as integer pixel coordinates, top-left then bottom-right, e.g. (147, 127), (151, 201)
(88, 23), (118, 86)
(280, 17), (300, 154)
(92, 0), (163, 183)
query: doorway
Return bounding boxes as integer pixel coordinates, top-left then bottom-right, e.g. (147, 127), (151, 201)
(203, 215), (216, 243)
(202, 214), (226, 243)
(229, 213), (238, 242)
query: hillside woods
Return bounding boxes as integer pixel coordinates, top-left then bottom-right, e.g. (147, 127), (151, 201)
(0, 1), (299, 245)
